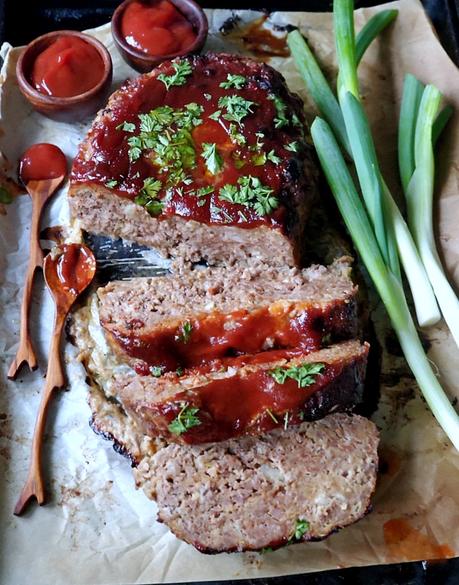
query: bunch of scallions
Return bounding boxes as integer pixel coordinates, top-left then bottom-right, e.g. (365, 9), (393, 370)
(287, 0), (459, 450)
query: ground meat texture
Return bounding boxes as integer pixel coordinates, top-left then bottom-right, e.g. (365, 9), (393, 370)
(69, 53), (319, 267)
(114, 340), (369, 444)
(136, 413), (379, 553)
(97, 257), (359, 374)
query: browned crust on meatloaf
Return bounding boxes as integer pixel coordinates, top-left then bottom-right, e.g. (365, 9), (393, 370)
(136, 413), (379, 553)
(114, 340), (369, 444)
(69, 53), (319, 267)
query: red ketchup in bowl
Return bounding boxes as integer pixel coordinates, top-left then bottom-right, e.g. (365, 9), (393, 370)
(121, 0), (197, 56)
(30, 36), (105, 98)
(19, 144), (67, 183)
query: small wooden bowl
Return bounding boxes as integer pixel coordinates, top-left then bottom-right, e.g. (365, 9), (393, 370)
(111, 0), (208, 73)
(16, 30), (113, 123)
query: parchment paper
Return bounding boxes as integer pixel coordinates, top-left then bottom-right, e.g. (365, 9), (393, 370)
(1, 1), (459, 583)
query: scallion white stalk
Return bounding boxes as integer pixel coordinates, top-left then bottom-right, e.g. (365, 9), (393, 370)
(311, 117), (459, 450)
(406, 86), (459, 347)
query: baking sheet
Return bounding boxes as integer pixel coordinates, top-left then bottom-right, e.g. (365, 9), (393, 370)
(1, 1), (459, 583)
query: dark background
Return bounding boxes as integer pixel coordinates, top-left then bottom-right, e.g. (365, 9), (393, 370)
(0, 0), (458, 583)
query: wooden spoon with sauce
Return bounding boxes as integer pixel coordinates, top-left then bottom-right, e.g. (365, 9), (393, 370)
(14, 243), (96, 516)
(8, 144), (67, 380)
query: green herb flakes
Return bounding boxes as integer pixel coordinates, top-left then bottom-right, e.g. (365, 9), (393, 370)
(293, 519), (310, 541)
(269, 94), (289, 129)
(150, 366), (164, 377)
(269, 362), (325, 388)
(209, 110), (222, 121)
(218, 95), (256, 125)
(196, 186), (214, 197)
(158, 60), (193, 90)
(176, 320), (193, 343)
(116, 121), (135, 132)
(267, 150), (281, 164)
(134, 178), (163, 216)
(265, 408), (278, 424)
(219, 175), (279, 216)
(168, 403), (201, 435)
(285, 141), (300, 153)
(228, 124), (247, 146)
(219, 74), (247, 90)
(105, 180), (118, 189)
(201, 143), (223, 175)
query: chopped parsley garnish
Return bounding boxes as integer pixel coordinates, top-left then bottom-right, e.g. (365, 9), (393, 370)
(269, 362), (325, 388)
(116, 121), (135, 132)
(269, 94), (289, 129)
(168, 403), (201, 435)
(209, 110), (222, 121)
(228, 124), (247, 146)
(251, 149), (281, 167)
(266, 409), (278, 423)
(219, 74), (247, 89)
(204, 93), (212, 101)
(267, 150), (281, 164)
(293, 519), (310, 541)
(124, 103), (203, 188)
(219, 175), (279, 216)
(134, 178), (163, 216)
(0, 186), (12, 204)
(158, 60), (193, 90)
(196, 186), (214, 197)
(105, 179), (118, 189)
(176, 366), (184, 377)
(210, 203), (233, 223)
(218, 95), (257, 125)
(150, 366), (164, 377)
(201, 143), (223, 175)
(176, 320), (193, 343)
(285, 141), (300, 153)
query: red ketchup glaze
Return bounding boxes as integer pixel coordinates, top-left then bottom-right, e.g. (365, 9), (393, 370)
(46, 244), (96, 296)
(154, 358), (350, 443)
(71, 56), (307, 228)
(121, 0), (197, 56)
(19, 143), (67, 183)
(30, 36), (105, 98)
(105, 300), (355, 376)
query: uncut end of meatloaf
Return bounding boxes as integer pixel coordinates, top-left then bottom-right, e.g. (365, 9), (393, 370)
(113, 340), (369, 444)
(68, 53), (319, 267)
(97, 257), (359, 374)
(135, 413), (379, 553)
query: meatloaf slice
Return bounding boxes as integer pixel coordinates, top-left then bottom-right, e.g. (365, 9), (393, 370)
(98, 257), (358, 374)
(69, 53), (318, 267)
(136, 413), (379, 553)
(114, 340), (369, 444)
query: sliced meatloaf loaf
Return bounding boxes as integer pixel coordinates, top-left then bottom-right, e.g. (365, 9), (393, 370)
(136, 413), (379, 553)
(69, 53), (318, 267)
(114, 340), (369, 444)
(98, 257), (359, 374)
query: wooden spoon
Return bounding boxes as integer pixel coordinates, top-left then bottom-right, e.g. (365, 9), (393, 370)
(8, 144), (67, 380)
(14, 243), (96, 516)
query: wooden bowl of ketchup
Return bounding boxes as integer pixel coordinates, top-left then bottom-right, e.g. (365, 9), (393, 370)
(111, 0), (208, 72)
(16, 31), (113, 122)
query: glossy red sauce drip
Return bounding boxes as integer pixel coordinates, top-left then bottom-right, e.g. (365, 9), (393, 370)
(121, 0), (196, 56)
(19, 143), (67, 183)
(31, 36), (105, 98)
(107, 304), (329, 375)
(71, 56), (306, 228)
(156, 359), (345, 443)
(46, 244), (96, 296)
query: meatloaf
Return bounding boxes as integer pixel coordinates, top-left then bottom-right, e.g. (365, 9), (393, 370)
(136, 412), (379, 553)
(114, 340), (369, 444)
(69, 53), (319, 267)
(98, 257), (359, 374)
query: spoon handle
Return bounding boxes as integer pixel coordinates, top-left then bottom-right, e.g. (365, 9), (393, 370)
(14, 309), (67, 516)
(7, 194), (45, 379)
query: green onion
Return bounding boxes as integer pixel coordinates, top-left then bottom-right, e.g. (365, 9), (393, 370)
(406, 85), (459, 347)
(398, 74), (424, 192)
(355, 9), (398, 63)
(432, 105), (454, 145)
(287, 30), (350, 154)
(311, 117), (459, 451)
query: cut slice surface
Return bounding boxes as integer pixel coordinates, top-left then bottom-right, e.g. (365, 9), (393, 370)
(114, 340), (369, 444)
(136, 413), (379, 553)
(98, 258), (359, 374)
